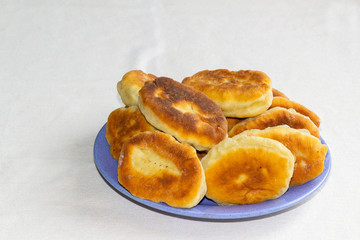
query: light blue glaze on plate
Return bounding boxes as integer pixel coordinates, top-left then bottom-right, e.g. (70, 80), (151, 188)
(94, 124), (331, 220)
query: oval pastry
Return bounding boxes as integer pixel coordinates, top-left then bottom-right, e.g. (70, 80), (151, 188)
(118, 131), (207, 208)
(270, 97), (321, 127)
(117, 70), (157, 106)
(138, 77), (227, 151)
(236, 126), (327, 186)
(201, 136), (295, 205)
(228, 107), (320, 139)
(106, 106), (155, 161)
(182, 69), (273, 118)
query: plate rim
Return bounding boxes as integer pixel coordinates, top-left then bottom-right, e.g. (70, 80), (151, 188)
(94, 123), (331, 220)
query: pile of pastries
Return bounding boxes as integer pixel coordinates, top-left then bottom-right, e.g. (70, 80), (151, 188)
(105, 69), (327, 208)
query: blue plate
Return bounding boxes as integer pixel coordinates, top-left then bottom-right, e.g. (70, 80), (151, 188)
(94, 123), (331, 220)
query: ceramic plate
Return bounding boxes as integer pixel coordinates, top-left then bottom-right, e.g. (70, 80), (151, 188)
(94, 124), (331, 220)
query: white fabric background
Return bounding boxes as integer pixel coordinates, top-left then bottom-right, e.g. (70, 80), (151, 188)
(1, 0), (359, 239)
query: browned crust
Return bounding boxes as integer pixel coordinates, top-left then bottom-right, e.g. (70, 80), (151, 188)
(118, 131), (204, 207)
(272, 88), (288, 99)
(228, 107), (320, 139)
(138, 77), (227, 147)
(196, 151), (208, 160)
(202, 136), (294, 205)
(182, 69), (272, 101)
(105, 107), (155, 161)
(242, 127), (327, 187)
(226, 117), (243, 131)
(205, 149), (291, 204)
(270, 97), (321, 127)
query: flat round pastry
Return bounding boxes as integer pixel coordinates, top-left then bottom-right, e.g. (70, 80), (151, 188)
(138, 77), (227, 151)
(118, 131), (207, 208)
(117, 70), (157, 106)
(201, 136), (295, 205)
(182, 69), (273, 118)
(272, 88), (288, 99)
(106, 106), (155, 161)
(235, 126), (328, 186)
(228, 107), (320, 139)
(270, 97), (321, 127)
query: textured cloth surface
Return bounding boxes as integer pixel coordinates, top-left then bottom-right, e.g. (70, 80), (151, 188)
(1, 0), (359, 239)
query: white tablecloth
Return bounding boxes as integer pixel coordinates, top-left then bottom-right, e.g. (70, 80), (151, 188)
(1, 0), (359, 239)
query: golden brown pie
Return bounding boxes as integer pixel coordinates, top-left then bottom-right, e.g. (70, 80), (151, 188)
(118, 131), (206, 208)
(182, 69), (273, 118)
(201, 135), (294, 205)
(138, 77), (227, 151)
(236, 125), (327, 186)
(106, 106), (155, 161)
(229, 107), (320, 139)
